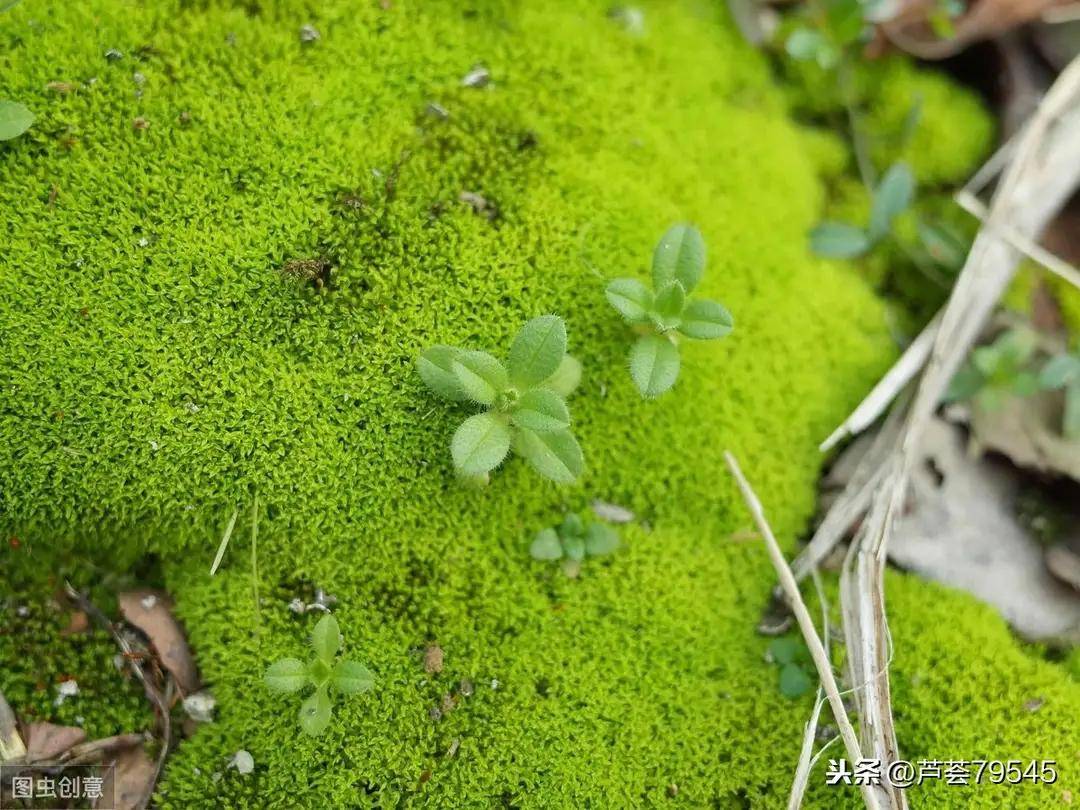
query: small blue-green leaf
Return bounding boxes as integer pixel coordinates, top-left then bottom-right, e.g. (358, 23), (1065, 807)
(560, 513), (585, 538)
(452, 350), (508, 405)
(511, 426), (583, 484)
(868, 163), (915, 240)
(809, 222), (872, 259)
(651, 280), (685, 329)
(629, 334), (680, 398)
(767, 637), (803, 666)
(1039, 355), (1080, 390)
(944, 364), (983, 403)
(652, 224), (706, 293)
(311, 613), (341, 662)
(785, 28), (826, 61)
(333, 660), (374, 694)
(451, 412), (511, 475)
(584, 523), (619, 556)
(605, 278), (653, 323)
(541, 354), (582, 398)
(511, 388), (570, 433)
(678, 298), (733, 340)
(508, 315), (567, 386)
(265, 658), (308, 693)
(530, 528), (563, 560)
(0, 100), (34, 141)
(417, 346), (469, 402)
(779, 664), (813, 699)
(562, 533), (586, 562)
(299, 686), (332, 736)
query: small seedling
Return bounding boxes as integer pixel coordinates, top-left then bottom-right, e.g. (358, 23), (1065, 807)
(1038, 350), (1080, 440)
(417, 315), (584, 484)
(946, 328), (1040, 411)
(264, 613), (374, 736)
(766, 637), (814, 699)
(605, 224), (733, 398)
(810, 163), (915, 259)
(529, 512), (619, 577)
(785, 0), (870, 69)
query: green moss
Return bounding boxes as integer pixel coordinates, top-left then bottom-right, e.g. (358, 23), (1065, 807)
(0, 0), (1075, 807)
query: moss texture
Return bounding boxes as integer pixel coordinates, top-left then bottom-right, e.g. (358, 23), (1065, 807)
(1, 0), (1078, 807)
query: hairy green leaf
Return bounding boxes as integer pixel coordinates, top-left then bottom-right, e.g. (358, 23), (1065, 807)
(452, 350), (508, 405)
(809, 222), (871, 259)
(678, 298), (733, 340)
(512, 426), (583, 483)
(868, 163), (915, 241)
(417, 346), (468, 402)
(333, 660), (375, 694)
(584, 523), (619, 556)
(508, 315), (566, 386)
(264, 658), (308, 693)
(541, 354), (582, 398)
(629, 334), (680, 398)
(311, 613), (341, 662)
(651, 280), (685, 329)
(451, 412), (511, 475)
(511, 388), (570, 433)
(299, 687), (332, 736)
(529, 528), (563, 560)
(605, 278), (653, 323)
(652, 224), (705, 293)
(0, 100), (34, 141)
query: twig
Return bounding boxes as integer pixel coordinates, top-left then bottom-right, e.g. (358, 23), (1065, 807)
(210, 506), (239, 576)
(724, 451), (881, 810)
(0, 688), (27, 762)
(787, 569), (831, 809)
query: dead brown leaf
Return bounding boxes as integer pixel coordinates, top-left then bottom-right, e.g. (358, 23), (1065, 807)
(25, 723), (87, 761)
(60, 610), (90, 637)
(423, 645), (444, 675)
(117, 590), (199, 694)
(968, 391), (1080, 481)
(98, 744), (156, 810)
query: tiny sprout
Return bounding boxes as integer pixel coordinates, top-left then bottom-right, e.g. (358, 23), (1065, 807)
(529, 512), (620, 577)
(264, 613), (374, 736)
(766, 637), (814, 699)
(606, 224), (733, 398)
(945, 327), (1040, 412)
(417, 316), (584, 484)
(809, 163), (915, 260)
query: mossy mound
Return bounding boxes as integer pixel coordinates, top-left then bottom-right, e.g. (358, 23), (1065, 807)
(2, 1), (1079, 807)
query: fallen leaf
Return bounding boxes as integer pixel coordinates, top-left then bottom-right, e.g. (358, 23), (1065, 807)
(423, 645), (443, 675)
(967, 392), (1080, 482)
(25, 722), (86, 760)
(60, 610), (90, 637)
(118, 589), (199, 693)
(98, 744), (155, 810)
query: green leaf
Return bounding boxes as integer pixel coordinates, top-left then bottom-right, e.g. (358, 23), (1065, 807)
(605, 278), (653, 323)
(779, 663), (813, 699)
(767, 637), (802, 666)
(333, 660), (374, 694)
(299, 686), (332, 736)
(0, 100), (34, 141)
(917, 221), (966, 271)
(416, 346), (469, 402)
(628, 334), (680, 398)
(508, 315), (566, 386)
(511, 388), (570, 433)
(826, 0), (865, 44)
(311, 613), (341, 662)
(530, 528), (563, 560)
(1064, 382), (1080, 441)
(511, 426), (583, 484)
(868, 163), (915, 240)
(265, 658), (308, 693)
(678, 298), (733, 340)
(584, 523), (619, 556)
(785, 28), (825, 61)
(944, 363), (983, 403)
(1039, 355), (1080, 390)
(451, 412), (511, 475)
(541, 355), (582, 398)
(809, 222), (871, 259)
(562, 533), (586, 562)
(451, 350), (508, 405)
(651, 280), (685, 329)
(652, 224), (706, 293)
(560, 558), (582, 578)
(560, 513), (584, 538)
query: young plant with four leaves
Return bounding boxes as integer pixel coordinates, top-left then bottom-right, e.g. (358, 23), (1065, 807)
(605, 224), (734, 398)
(529, 512), (620, 577)
(766, 636), (815, 699)
(1038, 349), (1080, 440)
(810, 162), (915, 259)
(945, 327), (1041, 411)
(264, 613), (374, 736)
(417, 316), (584, 484)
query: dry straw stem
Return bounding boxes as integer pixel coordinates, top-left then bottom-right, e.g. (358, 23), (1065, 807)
(787, 568), (831, 810)
(0, 688), (27, 762)
(724, 451), (882, 810)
